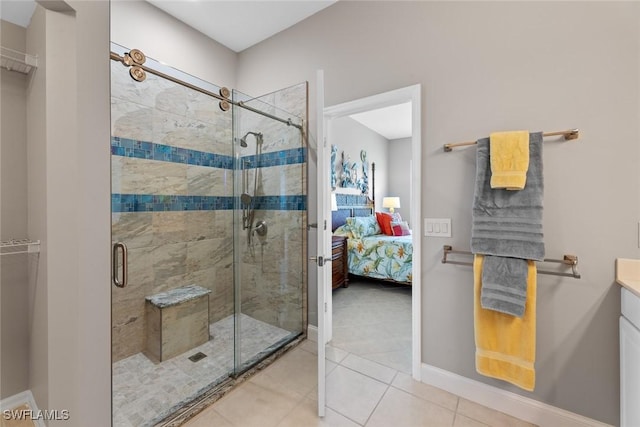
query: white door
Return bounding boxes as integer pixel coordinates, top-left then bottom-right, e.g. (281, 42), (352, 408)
(315, 70), (330, 417)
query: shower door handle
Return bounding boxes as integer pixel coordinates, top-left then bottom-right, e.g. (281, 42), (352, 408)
(112, 242), (128, 288)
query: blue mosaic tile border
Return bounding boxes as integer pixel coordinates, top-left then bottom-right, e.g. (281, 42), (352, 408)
(111, 137), (234, 169)
(253, 195), (306, 211)
(111, 137), (306, 169)
(243, 148), (306, 168)
(112, 194), (233, 213)
(112, 194), (307, 212)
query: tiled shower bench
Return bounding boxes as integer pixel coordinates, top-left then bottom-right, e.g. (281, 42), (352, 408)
(145, 284), (211, 362)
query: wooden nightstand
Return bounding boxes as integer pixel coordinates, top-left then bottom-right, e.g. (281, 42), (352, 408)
(331, 236), (349, 289)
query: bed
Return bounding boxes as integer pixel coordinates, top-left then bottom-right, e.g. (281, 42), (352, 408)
(331, 196), (413, 285)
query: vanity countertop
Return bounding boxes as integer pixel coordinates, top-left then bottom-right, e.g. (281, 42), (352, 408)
(616, 258), (640, 298)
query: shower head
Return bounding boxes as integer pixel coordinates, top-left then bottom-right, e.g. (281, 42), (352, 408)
(239, 131), (263, 148)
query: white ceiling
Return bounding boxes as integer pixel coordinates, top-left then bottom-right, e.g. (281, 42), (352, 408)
(148, 0), (336, 53)
(1, 0), (336, 52)
(1, 0), (410, 139)
(350, 102), (413, 140)
(1, 0), (36, 28)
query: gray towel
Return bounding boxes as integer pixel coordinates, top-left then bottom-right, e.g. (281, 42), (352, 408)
(472, 132), (544, 317)
(480, 256), (528, 317)
(471, 132), (544, 260)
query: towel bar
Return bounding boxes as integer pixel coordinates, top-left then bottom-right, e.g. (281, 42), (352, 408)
(441, 245), (581, 279)
(443, 129), (579, 152)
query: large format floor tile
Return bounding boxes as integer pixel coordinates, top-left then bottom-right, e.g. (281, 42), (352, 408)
(275, 398), (360, 427)
(339, 353), (397, 384)
(366, 387), (456, 427)
(212, 381), (304, 427)
(325, 365), (388, 425)
(250, 345), (318, 398)
(391, 372), (459, 411)
(183, 278), (536, 427)
(184, 341), (537, 427)
(456, 398), (537, 427)
(185, 341), (531, 427)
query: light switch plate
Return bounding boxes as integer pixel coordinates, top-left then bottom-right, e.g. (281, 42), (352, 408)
(424, 218), (451, 237)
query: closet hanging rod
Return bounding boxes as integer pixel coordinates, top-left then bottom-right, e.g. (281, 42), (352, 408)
(1, 46), (38, 74)
(0, 239), (41, 256)
(443, 129), (579, 152)
(441, 245), (580, 279)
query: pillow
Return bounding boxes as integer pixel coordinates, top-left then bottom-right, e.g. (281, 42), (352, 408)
(391, 220), (411, 236)
(375, 212), (394, 236)
(390, 212), (402, 223)
(346, 216), (381, 238)
(333, 224), (354, 239)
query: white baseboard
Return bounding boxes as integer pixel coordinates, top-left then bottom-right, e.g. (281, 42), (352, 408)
(307, 324), (318, 343)
(0, 390), (46, 427)
(421, 363), (612, 427)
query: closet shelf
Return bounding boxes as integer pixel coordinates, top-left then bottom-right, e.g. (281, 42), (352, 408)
(1, 46), (38, 74)
(1, 239), (41, 256)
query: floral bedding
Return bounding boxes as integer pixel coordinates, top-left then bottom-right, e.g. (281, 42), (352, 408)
(346, 234), (413, 284)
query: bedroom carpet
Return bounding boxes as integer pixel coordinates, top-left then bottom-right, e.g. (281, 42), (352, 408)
(331, 278), (412, 374)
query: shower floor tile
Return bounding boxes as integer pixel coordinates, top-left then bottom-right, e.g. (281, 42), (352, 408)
(112, 313), (294, 427)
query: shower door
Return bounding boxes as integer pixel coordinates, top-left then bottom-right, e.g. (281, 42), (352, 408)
(110, 43), (307, 426)
(231, 86), (307, 374)
(110, 44), (236, 426)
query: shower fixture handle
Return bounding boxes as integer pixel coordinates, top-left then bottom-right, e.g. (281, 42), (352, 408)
(112, 242), (128, 288)
(254, 220), (268, 237)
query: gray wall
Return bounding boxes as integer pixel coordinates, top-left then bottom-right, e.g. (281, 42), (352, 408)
(330, 116), (388, 207)
(0, 19), (29, 399)
(110, 0), (237, 90)
(236, 2), (640, 424)
(388, 137), (411, 226)
(330, 116), (412, 223)
(25, 2), (111, 423)
(8, 1), (640, 424)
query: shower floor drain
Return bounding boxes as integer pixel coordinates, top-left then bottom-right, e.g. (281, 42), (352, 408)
(188, 352), (207, 362)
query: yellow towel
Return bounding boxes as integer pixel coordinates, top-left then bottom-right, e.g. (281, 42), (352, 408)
(474, 254), (536, 391)
(490, 131), (530, 190)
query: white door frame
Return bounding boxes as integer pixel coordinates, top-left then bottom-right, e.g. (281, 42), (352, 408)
(322, 84), (422, 380)
(315, 70), (328, 417)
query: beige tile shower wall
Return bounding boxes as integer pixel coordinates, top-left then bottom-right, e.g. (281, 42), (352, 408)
(110, 62), (232, 156)
(240, 210), (305, 333)
(112, 210), (234, 362)
(237, 81), (307, 334)
(245, 82), (307, 122)
(111, 157), (232, 196)
(111, 62), (235, 362)
(237, 84), (307, 154)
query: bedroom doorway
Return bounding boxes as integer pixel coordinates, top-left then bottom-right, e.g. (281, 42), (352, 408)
(322, 85), (422, 381)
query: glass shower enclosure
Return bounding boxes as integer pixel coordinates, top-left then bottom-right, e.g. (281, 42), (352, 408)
(109, 44), (307, 426)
